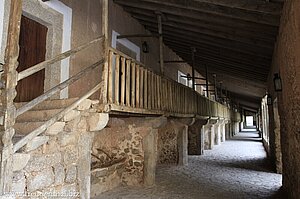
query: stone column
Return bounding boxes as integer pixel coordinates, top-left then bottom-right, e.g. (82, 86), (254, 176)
(222, 120), (229, 142)
(188, 119), (208, 155)
(142, 117), (167, 187)
(177, 125), (188, 166)
(203, 119), (218, 150)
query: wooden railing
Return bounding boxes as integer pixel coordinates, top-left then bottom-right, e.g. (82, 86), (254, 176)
(13, 36), (105, 152)
(101, 48), (240, 121)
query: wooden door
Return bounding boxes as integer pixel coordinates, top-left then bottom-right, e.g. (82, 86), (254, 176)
(15, 15), (47, 102)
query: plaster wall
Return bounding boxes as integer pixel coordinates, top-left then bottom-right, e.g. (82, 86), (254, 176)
(268, 0), (300, 196)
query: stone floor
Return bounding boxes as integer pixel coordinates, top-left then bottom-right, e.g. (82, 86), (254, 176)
(95, 130), (285, 199)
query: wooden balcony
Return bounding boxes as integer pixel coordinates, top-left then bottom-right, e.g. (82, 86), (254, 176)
(100, 48), (240, 121)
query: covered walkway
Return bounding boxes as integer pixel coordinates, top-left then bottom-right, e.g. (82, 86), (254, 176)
(96, 131), (283, 199)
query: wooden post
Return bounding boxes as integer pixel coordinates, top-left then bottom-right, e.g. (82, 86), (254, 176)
(205, 65), (209, 98)
(136, 65), (140, 108)
(108, 51), (114, 103)
(114, 55), (120, 104)
(100, 0), (109, 104)
(131, 62), (136, 107)
(157, 13), (164, 75)
(0, 0), (22, 194)
(120, 57), (126, 105)
(191, 47), (196, 91)
(126, 60), (131, 106)
(144, 70), (148, 109)
(139, 68), (144, 108)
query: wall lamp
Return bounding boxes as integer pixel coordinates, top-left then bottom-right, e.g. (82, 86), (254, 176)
(267, 94), (272, 105)
(142, 41), (149, 53)
(273, 73), (282, 92)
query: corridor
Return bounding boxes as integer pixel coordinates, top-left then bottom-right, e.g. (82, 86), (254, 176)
(96, 131), (283, 199)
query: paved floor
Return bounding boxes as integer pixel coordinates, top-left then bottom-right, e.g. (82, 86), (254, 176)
(96, 131), (284, 199)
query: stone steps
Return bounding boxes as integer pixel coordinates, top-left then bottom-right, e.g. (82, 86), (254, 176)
(16, 109), (63, 123)
(14, 98), (78, 111)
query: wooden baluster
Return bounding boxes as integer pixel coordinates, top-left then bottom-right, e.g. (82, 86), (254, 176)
(131, 62), (136, 108)
(139, 68), (144, 109)
(136, 65), (140, 108)
(120, 57), (126, 106)
(144, 70), (148, 109)
(151, 72), (155, 109)
(108, 51), (114, 103)
(149, 71), (153, 109)
(158, 76), (161, 111)
(114, 54), (120, 105)
(126, 60), (131, 106)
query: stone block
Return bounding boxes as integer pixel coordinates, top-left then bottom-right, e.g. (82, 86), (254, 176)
(27, 168), (54, 192)
(59, 133), (77, 147)
(63, 110), (80, 122)
(53, 164), (65, 186)
(65, 165), (77, 183)
(24, 136), (49, 152)
(77, 99), (92, 111)
(12, 153), (31, 172)
(63, 146), (79, 165)
(64, 116), (81, 132)
(45, 122), (65, 135)
(25, 153), (61, 172)
(12, 172), (26, 193)
(88, 113), (109, 132)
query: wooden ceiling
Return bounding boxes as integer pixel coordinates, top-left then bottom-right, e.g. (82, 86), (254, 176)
(114, 0), (284, 110)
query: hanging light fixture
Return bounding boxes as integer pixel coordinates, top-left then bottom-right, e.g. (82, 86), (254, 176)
(273, 73), (282, 92)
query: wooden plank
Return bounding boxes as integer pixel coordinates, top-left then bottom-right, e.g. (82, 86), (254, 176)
(139, 68), (144, 108)
(157, 76), (161, 110)
(0, 0), (22, 194)
(16, 60), (104, 116)
(136, 65), (140, 108)
(108, 51), (114, 103)
(126, 60), (131, 106)
(144, 69), (148, 109)
(120, 57), (126, 105)
(152, 73), (156, 109)
(114, 55), (120, 104)
(157, 14), (164, 75)
(148, 71), (152, 109)
(131, 62), (136, 107)
(18, 36), (104, 81)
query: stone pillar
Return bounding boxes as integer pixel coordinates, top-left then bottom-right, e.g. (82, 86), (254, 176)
(203, 119), (218, 150)
(221, 120), (227, 142)
(177, 125), (188, 166)
(188, 119), (208, 155)
(142, 117), (167, 187)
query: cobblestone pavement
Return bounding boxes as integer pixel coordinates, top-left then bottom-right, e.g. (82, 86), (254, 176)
(95, 131), (284, 199)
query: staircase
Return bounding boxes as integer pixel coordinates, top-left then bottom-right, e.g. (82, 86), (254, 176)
(13, 98), (78, 145)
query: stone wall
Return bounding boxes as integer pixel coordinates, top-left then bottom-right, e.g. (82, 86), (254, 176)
(91, 117), (165, 197)
(268, 0), (300, 197)
(10, 99), (108, 199)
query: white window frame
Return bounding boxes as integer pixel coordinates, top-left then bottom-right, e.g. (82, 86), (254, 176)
(112, 30), (140, 61)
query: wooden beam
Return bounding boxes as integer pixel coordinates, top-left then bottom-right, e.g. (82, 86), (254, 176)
(117, 34), (158, 39)
(165, 42), (270, 71)
(0, 0), (23, 194)
(142, 21), (273, 49)
(163, 38), (272, 64)
(145, 26), (273, 57)
(157, 13), (164, 75)
(124, 6), (278, 38)
(114, 0), (280, 27)
(133, 15), (276, 46)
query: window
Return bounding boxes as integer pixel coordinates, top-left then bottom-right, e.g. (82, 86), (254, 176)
(112, 30), (140, 61)
(178, 71), (192, 88)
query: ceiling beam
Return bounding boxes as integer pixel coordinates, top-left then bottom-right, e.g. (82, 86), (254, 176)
(123, 6), (279, 37)
(114, 0), (280, 30)
(163, 38), (271, 65)
(145, 26), (273, 57)
(127, 10), (277, 41)
(140, 0), (281, 26)
(166, 42), (270, 72)
(139, 19), (274, 49)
